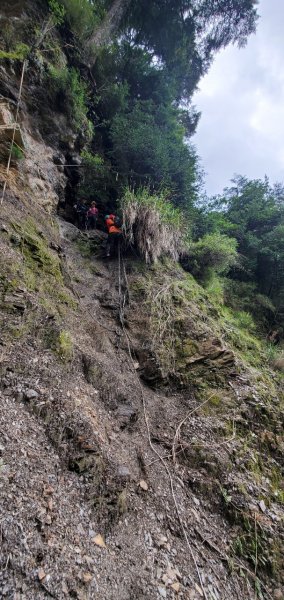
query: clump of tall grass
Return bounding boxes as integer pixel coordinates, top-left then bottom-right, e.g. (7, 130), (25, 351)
(121, 188), (184, 263)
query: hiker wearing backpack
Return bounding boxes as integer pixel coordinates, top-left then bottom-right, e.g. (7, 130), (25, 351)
(74, 200), (88, 229)
(86, 201), (98, 229)
(105, 214), (122, 257)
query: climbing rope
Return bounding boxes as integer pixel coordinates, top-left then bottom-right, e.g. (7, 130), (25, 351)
(117, 241), (129, 327)
(0, 59), (27, 207)
(117, 246), (208, 599)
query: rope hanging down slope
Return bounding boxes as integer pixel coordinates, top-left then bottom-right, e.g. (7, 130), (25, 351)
(0, 59), (27, 207)
(116, 246), (209, 599)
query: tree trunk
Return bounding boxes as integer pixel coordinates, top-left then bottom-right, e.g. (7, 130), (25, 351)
(88, 0), (131, 60)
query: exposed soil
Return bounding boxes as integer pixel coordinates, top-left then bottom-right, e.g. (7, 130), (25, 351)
(0, 212), (283, 600)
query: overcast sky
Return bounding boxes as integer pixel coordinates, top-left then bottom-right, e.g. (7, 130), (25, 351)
(193, 0), (284, 197)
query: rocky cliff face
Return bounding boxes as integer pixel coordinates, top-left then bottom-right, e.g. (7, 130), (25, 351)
(0, 3), (283, 600)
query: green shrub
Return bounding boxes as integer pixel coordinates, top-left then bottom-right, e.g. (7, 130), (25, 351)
(11, 144), (25, 161)
(56, 330), (73, 361)
(265, 343), (281, 363)
(234, 310), (255, 331)
(206, 275), (224, 305)
(224, 280), (256, 312)
(0, 43), (30, 61)
(121, 187), (184, 263)
(58, 0), (104, 42)
(182, 233), (238, 284)
(47, 65), (91, 132)
(48, 0), (65, 25)
(224, 280), (275, 330)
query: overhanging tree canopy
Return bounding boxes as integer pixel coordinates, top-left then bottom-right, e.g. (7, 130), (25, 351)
(89, 0), (258, 99)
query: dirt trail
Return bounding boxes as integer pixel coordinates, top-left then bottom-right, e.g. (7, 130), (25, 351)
(55, 220), (258, 600)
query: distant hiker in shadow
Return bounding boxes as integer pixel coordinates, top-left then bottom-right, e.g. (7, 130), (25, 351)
(105, 214), (122, 257)
(73, 200), (88, 229)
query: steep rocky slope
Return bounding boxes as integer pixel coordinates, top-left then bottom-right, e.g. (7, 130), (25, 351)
(0, 6), (284, 599)
(0, 193), (283, 600)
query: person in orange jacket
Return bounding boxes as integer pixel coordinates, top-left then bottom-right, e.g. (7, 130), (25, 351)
(105, 214), (122, 257)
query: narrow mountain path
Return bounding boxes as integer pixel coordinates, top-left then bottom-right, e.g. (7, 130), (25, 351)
(56, 219), (259, 600)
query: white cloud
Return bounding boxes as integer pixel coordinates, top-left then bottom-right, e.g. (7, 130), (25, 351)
(193, 0), (284, 195)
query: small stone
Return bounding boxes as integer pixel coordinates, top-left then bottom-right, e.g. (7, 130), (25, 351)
(38, 568), (46, 581)
(45, 514), (52, 525)
(139, 480), (148, 491)
(171, 582), (180, 593)
(156, 535), (167, 548)
(62, 582), (69, 594)
(191, 508), (200, 522)
(158, 586), (167, 598)
(25, 389), (39, 401)
(93, 534), (106, 548)
(117, 466), (131, 479)
(166, 567), (176, 580)
(259, 500), (266, 513)
(273, 590), (284, 600)
(195, 583), (204, 597)
(82, 572), (93, 584)
(116, 405), (137, 423)
(44, 486), (54, 496)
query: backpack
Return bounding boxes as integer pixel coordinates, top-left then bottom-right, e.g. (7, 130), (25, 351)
(76, 203), (87, 214)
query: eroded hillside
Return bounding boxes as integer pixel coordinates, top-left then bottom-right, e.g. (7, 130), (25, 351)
(0, 195), (284, 599)
(0, 2), (284, 600)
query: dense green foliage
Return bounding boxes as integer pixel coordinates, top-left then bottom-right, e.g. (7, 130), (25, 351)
(90, 42), (201, 211)
(122, 0), (258, 101)
(199, 177), (284, 333)
(49, 0), (104, 40)
(60, 0), (103, 39)
(47, 65), (92, 134)
(182, 233), (238, 284)
(41, 0), (257, 214)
